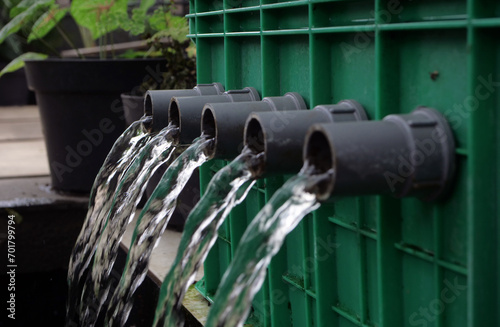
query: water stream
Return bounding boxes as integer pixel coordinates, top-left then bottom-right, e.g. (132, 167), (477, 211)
(105, 135), (214, 327)
(152, 147), (264, 327)
(67, 116), (333, 327)
(204, 163), (332, 327)
(66, 116), (153, 325)
(78, 123), (180, 325)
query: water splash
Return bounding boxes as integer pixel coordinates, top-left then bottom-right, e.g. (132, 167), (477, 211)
(105, 135), (214, 327)
(77, 123), (180, 326)
(204, 164), (332, 327)
(152, 147), (264, 327)
(66, 116), (152, 325)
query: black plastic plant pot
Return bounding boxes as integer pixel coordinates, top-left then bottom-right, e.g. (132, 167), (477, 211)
(0, 63), (33, 106)
(144, 83), (225, 132)
(243, 100), (367, 177)
(201, 92), (307, 160)
(303, 107), (456, 201)
(24, 58), (167, 193)
(121, 93), (146, 126)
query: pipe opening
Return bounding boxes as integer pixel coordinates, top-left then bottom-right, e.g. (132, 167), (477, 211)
(245, 118), (265, 154)
(169, 100), (180, 129)
(144, 93), (153, 117)
(304, 130), (335, 200)
(244, 117), (267, 178)
(201, 108), (217, 158)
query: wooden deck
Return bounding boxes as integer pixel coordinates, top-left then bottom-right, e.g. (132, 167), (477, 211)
(0, 106), (49, 178)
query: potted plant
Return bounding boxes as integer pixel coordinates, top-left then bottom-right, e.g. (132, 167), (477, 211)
(120, 15), (196, 126)
(0, 0), (193, 193)
(0, 0), (34, 105)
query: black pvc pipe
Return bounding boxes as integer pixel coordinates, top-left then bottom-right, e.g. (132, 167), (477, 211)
(303, 107), (455, 201)
(243, 100), (367, 177)
(144, 83), (225, 132)
(201, 92), (307, 160)
(170, 87), (260, 145)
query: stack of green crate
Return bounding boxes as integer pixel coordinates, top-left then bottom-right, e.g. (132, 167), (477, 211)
(189, 1), (500, 326)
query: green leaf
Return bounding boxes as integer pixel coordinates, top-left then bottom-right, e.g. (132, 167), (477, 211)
(70, 0), (128, 40)
(138, 0), (155, 12)
(3, 33), (23, 59)
(0, 52), (47, 77)
(9, 0), (34, 17)
(149, 13), (189, 43)
(3, 0), (18, 10)
(0, 1), (51, 43)
(148, 7), (167, 32)
(9, 0), (53, 18)
(120, 0), (156, 34)
(167, 14), (189, 43)
(27, 6), (67, 43)
(118, 49), (161, 59)
(128, 8), (146, 35)
(186, 43), (196, 58)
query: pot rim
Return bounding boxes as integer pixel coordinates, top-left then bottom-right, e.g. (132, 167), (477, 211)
(24, 57), (167, 64)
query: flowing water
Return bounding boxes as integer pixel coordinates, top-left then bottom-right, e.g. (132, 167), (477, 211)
(77, 123), (180, 326)
(66, 116), (152, 325)
(105, 135), (214, 327)
(152, 147), (265, 327)
(204, 163), (332, 327)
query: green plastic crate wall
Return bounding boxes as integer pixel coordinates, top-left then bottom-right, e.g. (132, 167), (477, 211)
(189, 1), (500, 326)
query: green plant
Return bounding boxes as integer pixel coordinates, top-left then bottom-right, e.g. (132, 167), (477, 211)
(0, 0), (25, 61)
(134, 14), (197, 92)
(0, 0), (196, 87)
(120, 2), (197, 91)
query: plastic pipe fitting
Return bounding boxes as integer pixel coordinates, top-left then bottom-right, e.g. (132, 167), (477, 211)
(169, 87), (260, 145)
(243, 100), (367, 177)
(303, 107), (455, 201)
(201, 92), (307, 160)
(144, 83), (225, 132)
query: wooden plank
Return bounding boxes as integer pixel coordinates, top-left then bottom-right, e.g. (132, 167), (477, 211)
(61, 40), (150, 58)
(60, 39), (174, 58)
(0, 106), (40, 121)
(0, 120), (43, 141)
(0, 140), (49, 178)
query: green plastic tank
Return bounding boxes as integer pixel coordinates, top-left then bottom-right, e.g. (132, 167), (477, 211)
(189, 1), (500, 326)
